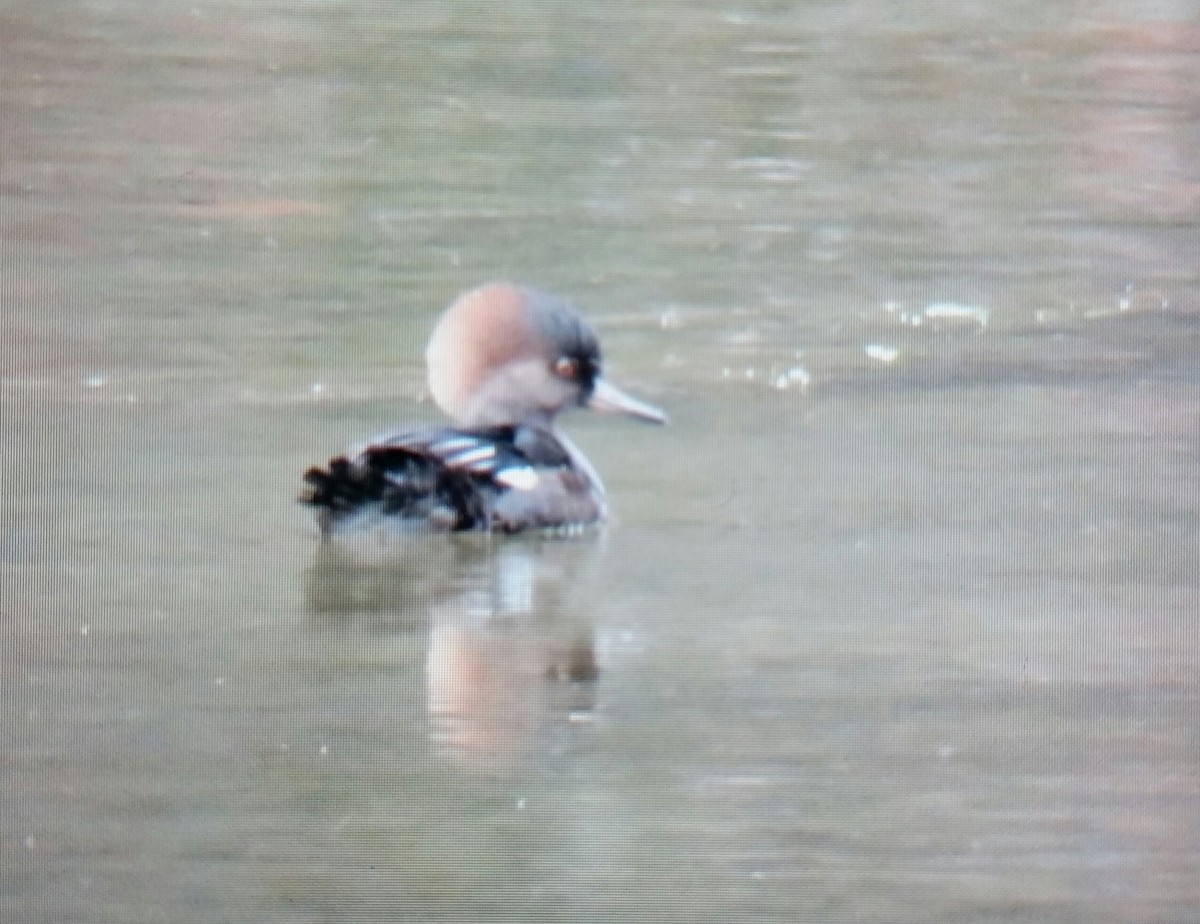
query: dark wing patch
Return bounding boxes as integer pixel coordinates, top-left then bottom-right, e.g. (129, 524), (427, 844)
(300, 425), (565, 534)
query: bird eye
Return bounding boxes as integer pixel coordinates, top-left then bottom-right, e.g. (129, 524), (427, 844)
(554, 357), (579, 380)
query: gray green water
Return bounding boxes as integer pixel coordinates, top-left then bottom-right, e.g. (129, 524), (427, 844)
(4, 2), (1199, 921)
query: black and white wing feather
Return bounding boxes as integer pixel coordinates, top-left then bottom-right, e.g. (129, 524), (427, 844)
(300, 425), (573, 534)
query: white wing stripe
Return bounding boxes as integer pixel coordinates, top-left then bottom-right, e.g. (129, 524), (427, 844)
(495, 466), (539, 491)
(446, 445), (496, 468)
(431, 435), (481, 454)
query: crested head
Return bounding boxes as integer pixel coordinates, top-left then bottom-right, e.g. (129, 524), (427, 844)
(425, 282), (666, 429)
(425, 283), (601, 427)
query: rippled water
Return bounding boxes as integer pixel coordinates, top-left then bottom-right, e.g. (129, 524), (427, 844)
(4, 2), (1200, 922)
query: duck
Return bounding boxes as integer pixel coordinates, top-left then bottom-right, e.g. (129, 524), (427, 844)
(301, 282), (666, 535)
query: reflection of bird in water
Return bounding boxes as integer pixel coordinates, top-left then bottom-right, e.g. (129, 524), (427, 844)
(426, 542), (601, 767)
(301, 282), (665, 536)
(304, 537), (602, 769)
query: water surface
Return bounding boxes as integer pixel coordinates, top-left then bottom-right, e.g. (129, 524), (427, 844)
(4, 2), (1200, 921)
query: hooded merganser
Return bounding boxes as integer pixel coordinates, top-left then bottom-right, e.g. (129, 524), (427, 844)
(301, 283), (666, 536)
